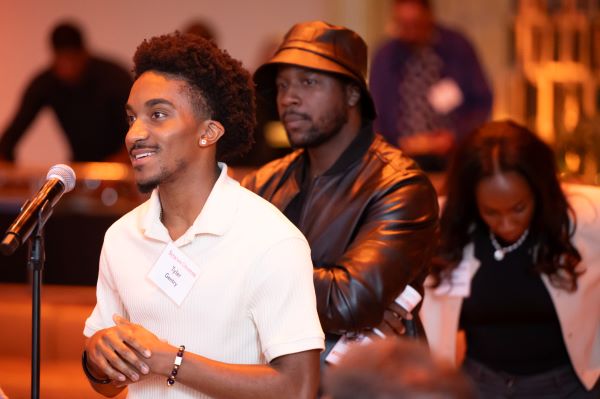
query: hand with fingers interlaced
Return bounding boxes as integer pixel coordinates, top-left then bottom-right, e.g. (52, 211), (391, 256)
(84, 314), (177, 388)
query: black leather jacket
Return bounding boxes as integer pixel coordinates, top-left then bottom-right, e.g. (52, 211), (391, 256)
(242, 125), (439, 334)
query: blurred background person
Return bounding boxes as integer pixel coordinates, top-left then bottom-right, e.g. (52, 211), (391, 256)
(422, 120), (600, 397)
(370, 0), (492, 172)
(0, 21), (132, 163)
(182, 18), (218, 43)
(323, 338), (477, 399)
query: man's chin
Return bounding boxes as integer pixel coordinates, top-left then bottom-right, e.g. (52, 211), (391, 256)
(287, 131), (316, 149)
(288, 135), (329, 149)
(136, 180), (159, 194)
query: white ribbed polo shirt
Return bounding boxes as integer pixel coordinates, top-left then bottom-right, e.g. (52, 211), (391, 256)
(84, 164), (324, 399)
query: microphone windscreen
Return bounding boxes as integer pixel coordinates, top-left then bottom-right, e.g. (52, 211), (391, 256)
(47, 164), (76, 192)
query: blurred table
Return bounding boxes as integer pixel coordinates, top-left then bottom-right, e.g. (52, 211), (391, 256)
(0, 162), (446, 285)
(0, 162), (144, 285)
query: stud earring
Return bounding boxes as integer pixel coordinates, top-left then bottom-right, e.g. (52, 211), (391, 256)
(200, 138), (207, 145)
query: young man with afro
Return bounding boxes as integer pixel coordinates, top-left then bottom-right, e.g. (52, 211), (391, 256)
(81, 32), (324, 399)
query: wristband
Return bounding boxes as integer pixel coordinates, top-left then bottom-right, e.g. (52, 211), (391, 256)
(82, 351), (112, 384)
(167, 345), (185, 387)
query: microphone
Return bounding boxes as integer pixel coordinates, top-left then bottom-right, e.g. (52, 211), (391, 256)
(0, 164), (76, 256)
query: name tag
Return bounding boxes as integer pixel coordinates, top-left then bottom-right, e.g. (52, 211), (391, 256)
(427, 78), (464, 115)
(433, 258), (472, 298)
(147, 243), (200, 306)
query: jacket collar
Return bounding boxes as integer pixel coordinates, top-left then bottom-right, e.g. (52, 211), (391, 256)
(296, 122), (375, 181)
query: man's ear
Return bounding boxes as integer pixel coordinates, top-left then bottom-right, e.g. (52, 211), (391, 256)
(198, 120), (225, 147)
(346, 83), (361, 107)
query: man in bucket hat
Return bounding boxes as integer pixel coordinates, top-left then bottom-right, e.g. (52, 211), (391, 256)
(243, 21), (439, 362)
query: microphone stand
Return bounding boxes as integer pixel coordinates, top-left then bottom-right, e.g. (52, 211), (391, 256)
(27, 201), (51, 399)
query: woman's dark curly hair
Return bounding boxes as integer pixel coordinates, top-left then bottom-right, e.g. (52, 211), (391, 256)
(430, 120), (581, 291)
(132, 32), (255, 161)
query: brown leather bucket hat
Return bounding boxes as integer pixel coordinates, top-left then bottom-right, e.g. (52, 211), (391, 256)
(254, 20), (376, 119)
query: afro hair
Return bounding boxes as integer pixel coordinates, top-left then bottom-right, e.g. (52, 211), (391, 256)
(133, 32), (256, 161)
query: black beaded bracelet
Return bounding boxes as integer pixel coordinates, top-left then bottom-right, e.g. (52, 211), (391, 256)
(82, 351), (112, 384)
(167, 345), (185, 387)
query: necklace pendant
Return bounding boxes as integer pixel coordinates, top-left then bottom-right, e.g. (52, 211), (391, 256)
(494, 249), (505, 261)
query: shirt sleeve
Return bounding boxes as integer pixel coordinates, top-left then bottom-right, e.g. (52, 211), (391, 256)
(247, 236), (325, 362)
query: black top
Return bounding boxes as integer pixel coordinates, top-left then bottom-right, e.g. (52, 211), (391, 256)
(283, 123), (374, 225)
(459, 225), (571, 375)
(0, 56), (132, 162)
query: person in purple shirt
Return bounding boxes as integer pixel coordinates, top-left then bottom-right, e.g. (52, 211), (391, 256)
(369, 0), (493, 171)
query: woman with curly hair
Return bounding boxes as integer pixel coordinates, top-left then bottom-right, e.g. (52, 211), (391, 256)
(421, 120), (600, 398)
(82, 32), (324, 398)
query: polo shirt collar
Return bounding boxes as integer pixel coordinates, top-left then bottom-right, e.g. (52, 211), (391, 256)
(141, 163), (239, 243)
